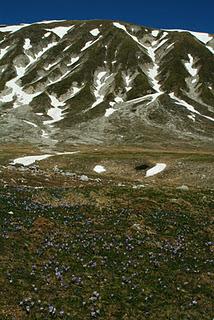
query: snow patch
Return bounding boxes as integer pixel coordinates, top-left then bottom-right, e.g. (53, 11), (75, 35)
(67, 56), (80, 66)
(43, 32), (51, 38)
(206, 46), (214, 54)
(44, 61), (59, 71)
(146, 92), (162, 105)
(85, 71), (113, 111)
(81, 40), (93, 51)
(165, 28), (212, 44)
(55, 151), (80, 156)
(170, 92), (199, 113)
(11, 151), (79, 166)
(36, 20), (66, 24)
(124, 74), (133, 92)
(11, 154), (52, 166)
(188, 114), (196, 122)
(152, 30), (159, 37)
(90, 28), (100, 36)
(93, 165), (106, 173)
(186, 31), (212, 44)
(113, 22), (147, 50)
(147, 61), (161, 93)
(146, 163), (166, 177)
(147, 48), (163, 100)
(91, 71), (107, 108)
(46, 26), (73, 39)
(105, 107), (116, 117)
(108, 96), (123, 107)
(169, 92), (214, 122)
(23, 120), (38, 128)
(113, 22), (127, 32)
(185, 54), (197, 77)
(145, 36), (168, 101)
(23, 38), (32, 50)
(114, 96), (123, 103)
(166, 42), (175, 50)
(41, 130), (49, 138)
(0, 45), (10, 60)
(68, 86), (82, 98)
(81, 36), (101, 52)
(26, 41), (58, 64)
(0, 24), (28, 33)
(43, 94), (66, 125)
(48, 69), (73, 86)
(154, 38), (168, 51)
(0, 65), (41, 107)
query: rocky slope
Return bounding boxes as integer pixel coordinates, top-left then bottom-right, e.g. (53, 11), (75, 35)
(0, 19), (213, 147)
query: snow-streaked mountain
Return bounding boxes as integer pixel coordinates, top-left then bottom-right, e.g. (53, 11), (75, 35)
(0, 19), (213, 147)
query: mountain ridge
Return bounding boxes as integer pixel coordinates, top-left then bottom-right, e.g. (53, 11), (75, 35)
(1, 19), (213, 35)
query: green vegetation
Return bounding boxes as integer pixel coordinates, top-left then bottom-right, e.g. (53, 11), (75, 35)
(0, 185), (213, 319)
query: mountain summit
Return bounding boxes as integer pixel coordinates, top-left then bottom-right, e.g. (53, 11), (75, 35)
(0, 20), (213, 147)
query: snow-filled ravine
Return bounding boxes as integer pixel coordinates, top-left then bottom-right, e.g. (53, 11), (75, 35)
(145, 163), (166, 177)
(10, 152), (79, 166)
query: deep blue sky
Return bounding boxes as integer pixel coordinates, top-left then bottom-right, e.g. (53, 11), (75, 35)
(0, 0), (213, 33)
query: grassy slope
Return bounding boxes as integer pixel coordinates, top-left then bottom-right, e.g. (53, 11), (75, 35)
(0, 144), (213, 187)
(0, 145), (213, 319)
